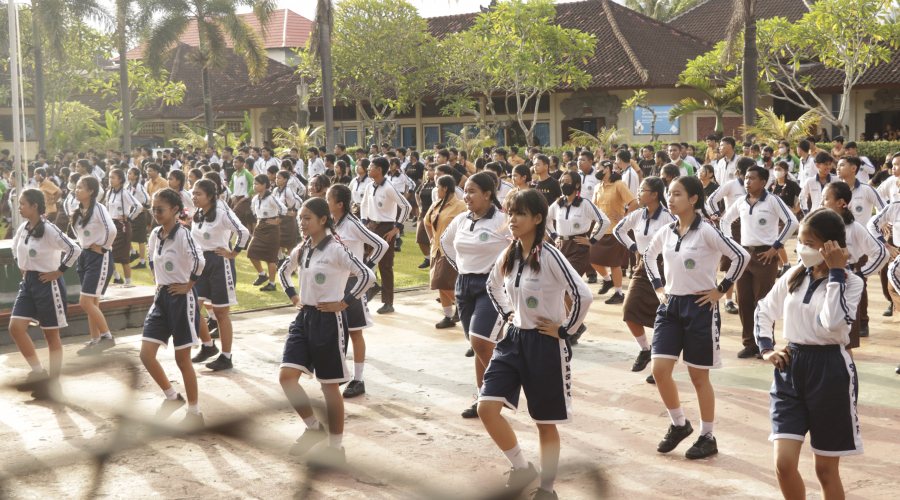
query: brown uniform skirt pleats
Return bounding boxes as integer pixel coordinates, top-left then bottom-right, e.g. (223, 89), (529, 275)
(247, 220), (280, 262)
(623, 257), (665, 328)
(111, 219), (133, 264)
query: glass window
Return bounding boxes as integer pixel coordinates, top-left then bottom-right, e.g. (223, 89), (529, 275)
(402, 126), (416, 148)
(441, 124), (464, 143)
(424, 126), (440, 148)
(344, 130), (359, 148)
(494, 128), (506, 147)
(534, 123), (550, 148)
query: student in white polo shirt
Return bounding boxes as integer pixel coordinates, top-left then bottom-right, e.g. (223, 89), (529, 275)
(307, 147), (326, 179)
(618, 149), (641, 198)
(720, 166), (798, 359)
(706, 157), (753, 314)
(795, 139), (817, 185)
(576, 150), (599, 202)
(835, 156), (885, 228)
(843, 142), (875, 183)
(799, 152), (837, 214)
(715, 136), (739, 183)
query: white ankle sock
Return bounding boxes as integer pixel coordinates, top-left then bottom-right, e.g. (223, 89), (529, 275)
(90, 338), (100, 344)
(259, 272), (266, 277)
(329, 433), (343, 450)
(601, 275), (611, 282)
(634, 334), (650, 351)
(354, 362), (364, 381)
(268, 281), (275, 286)
(187, 404), (200, 415)
(502, 443), (529, 469)
(125, 278), (131, 285)
(540, 470), (556, 493)
(726, 299), (734, 305)
(303, 414), (319, 430)
(113, 270), (122, 279)
(700, 420), (714, 439)
(442, 306), (452, 317)
(31, 363), (44, 372)
(222, 352), (232, 359)
(615, 286), (623, 294)
(139, 259), (145, 264)
(163, 387), (178, 400)
(100, 332), (112, 339)
(667, 406), (685, 427)
(203, 340), (213, 347)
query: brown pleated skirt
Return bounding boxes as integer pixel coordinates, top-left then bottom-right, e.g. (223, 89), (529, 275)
(131, 210), (149, 244)
(416, 218), (430, 246)
(590, 233), (629, 268)
(556, 237), (592, 276)
(430, 254), (458, 291)
(623, 257), (665, 328)
(111, 219), (133, 264)
(232, 196), (256, 231)
(247, 220), (280, 262)
(279, 212), (299, 249)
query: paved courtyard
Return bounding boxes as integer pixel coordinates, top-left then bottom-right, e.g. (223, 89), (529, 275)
(1, 276), (899, 499)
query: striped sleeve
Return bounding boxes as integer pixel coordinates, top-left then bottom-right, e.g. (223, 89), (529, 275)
(336, 240), (375, 304)
(182, 226), (205, 282)
(279, 243), (303, 298)
(707, 222), (749, 290)
(48, 223), (81, 271)
(705, 185), (726, 216)
(439, 214), (462, 270)
(387, 180), (412, 226)
(753, 272), (789, 352)
(486, 253), (512, 320)
(771, 195), (798, 249)
(585, 200), (610, 243)
(351, 217), (388, 267)
(612, 210), (637, 252)
(867, 202), (897, 244)
(856, 223), (888, 277)
(223, 206), (251, 252)
(125, 190), (142, 220)
(820, 270), (862, 330)
(642, 224), (668, 290)
(546, 245), (593, 339)
(890, 255), (900, 297)
(98, 204), (117, 250)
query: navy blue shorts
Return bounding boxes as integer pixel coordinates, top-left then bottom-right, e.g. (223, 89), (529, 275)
(11, 271), (68, 330)
(194, 251), (238, 307)
(770, 343), (864, 456)
(344, 276), (373, 330)
(142, 286), (201, 350)
(281, 305), (351, 383)
(456, 273), (505, 343)
(652, 295), (722, 369)
(479, 326), (573, 424)
(77, 249), (113, 297)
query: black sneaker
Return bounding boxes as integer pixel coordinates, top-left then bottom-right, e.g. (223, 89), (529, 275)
(884, 303), (893, 317)
(76, 337), (116, 356)
(154, 394), (186, 421)
(860, 324), (869, 337)
(129, 251), (140, 263)
(435, 297), (441, 303)
(289, 423), (327, 456)
(418, 259), (431, 269)
(597, 280), (613, 295)
(604, 292), (625, 304)
(632, 350), (651, 372)
(587, 274), (597, 284)
(377, 303), (394, 314)
(367, 282), (382, 301)
(685, 435), (718, 459)
(628, 267), (634, 279)
(207, 317), (218, 332)
(192, 342), (219, 363)
(132, 262), (147, 270)
(179, 411), (205, 431)
(505, 462), (539, 492)
(436, 316), (456, 329)
(461, 401), (479, 418)
(342, 380), (366, 398)
(737, 346), (760, 359)
(113, 277), (125, 284)
(530, 487), (559, 500)
(252, 275), (268, 286)
(394, 238), (403, 252)
(646, 374), (656, 384)
(452, 308), (460, 322)
(657, 420), (694, 453)
(259, 282), (277, 291)
(724, 302), (739, 314)
(895, 364), (900, 375)
(569, 324), (586, 345)
(206, 354), (233, 371)
(465, 347), (475, 357)
(17, 369), (49, 393)
(210, 329), (220, 339)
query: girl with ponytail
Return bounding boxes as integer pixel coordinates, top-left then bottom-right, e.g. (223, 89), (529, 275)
(105, 169), (143, 286)
(247, 173), (285, 291)
(127, 166), (150, 269)
(424, 175), (467, 329)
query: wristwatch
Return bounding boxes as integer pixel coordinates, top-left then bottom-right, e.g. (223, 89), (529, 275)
(716, 283), (727, 293)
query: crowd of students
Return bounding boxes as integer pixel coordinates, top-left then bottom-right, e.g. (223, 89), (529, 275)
(3, 133), (900, 499)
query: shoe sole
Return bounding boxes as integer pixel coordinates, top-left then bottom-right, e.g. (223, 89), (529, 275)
(686, 448), (718, 460)
(342, 390), (365, 398)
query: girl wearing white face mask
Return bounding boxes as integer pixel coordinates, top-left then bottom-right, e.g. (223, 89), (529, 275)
(754, 208), (865, 500)
(775, 141), (800, 174)
(769, 161), (803, 276)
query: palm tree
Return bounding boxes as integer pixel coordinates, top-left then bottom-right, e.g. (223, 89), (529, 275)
(116, 0), (135, 153)
(567, 126), (630, 151)
(624, 0), (706, 22)
(724, 0), (763, 139)
(141, 0), (275, 147)
(669, 75), (744, 138)
(741, 108), (823, 145)
(308, 0), (335, 148)
(444, 127), (497, 161)
(271, 124), (324, 157)
(27, 0), (108, 151)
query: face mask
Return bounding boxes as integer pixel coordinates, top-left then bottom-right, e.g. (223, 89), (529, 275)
(561, 182), (576, 196)
(594, 169), (606, 181)
(797, 243), (825, 267)
(774, 170), (785, 180)
(779, 148), (787, 155)
(763, 155), (771, 162)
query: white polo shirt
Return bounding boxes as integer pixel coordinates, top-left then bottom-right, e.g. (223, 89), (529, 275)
(857, 156), (876, 184)
(497, 180), (515, 204)
(547, 198), (609, 242)
(360, 177), (411, 227)
(335, 213), (388, 268)
(847, 178), (885, 227)
(876, 175), (899, 203)
(868, 202), (900, 247)
(307, 157), (326, 179)
(105, 186), (143, 221)
(349, 175), (373, 205)
(277, 234), (375, 305)
(148, 223), (205, 285)
(578, 167), (599, 202)
(251, 192), (286, 220)
(720, 191), (798, 249)
(13, 220), (80, 272)
(845, 221), (887, 277)
(796, 154), (816, 185)
(716, 154), (739, 183)
(621, 165), (640, 200)
(191, 203), (250, 253)
(799, 173), (836, 213)
(613, 205), (678, 253)
(706, 178), (746, 216)
(71, 202), (117, 250)
(440, 205), (511, 275)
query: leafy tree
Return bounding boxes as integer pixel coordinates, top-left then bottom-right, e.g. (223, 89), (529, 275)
(668, 75), (749, 138)
(141, 0), (276, 146)
(623, 0), (706, 22)
(623, 90), (659, 141)
(271, 125), (324, 157)
(467, 0), (595, 146)
(443, 127), (498, 161)
(756, 0), (900, 136)
(741, 108), (823, 145)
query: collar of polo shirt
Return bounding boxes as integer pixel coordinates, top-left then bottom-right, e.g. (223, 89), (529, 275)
(643, 205), (664, 220)
(467, 204), (497, 221)
(745, 190), (769, 203)
(671, 212), (703, 235)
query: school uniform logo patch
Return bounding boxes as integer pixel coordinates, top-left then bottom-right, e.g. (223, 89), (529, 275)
(315, 273), (326, 284)
(203, 232), (211, 240)
(816, 315), (823, 327)
(479, 232), (489, 242)
(573, 222), (581, 230)
(165, 261), (174, 272)
(526, 296), (539, 308)
(854, 205), (863, 213)
(263, 211), (269, 216)
(377, 201), (384, 208)
(758, 218), (767, 226)
(28, 249), (37, 257)
(84, 230), (91, 237)
(684, 258), (696, 269)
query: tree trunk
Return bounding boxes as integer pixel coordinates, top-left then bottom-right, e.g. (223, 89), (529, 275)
(715, 113), (724, 137)
(741, 8), (758, 140)
(117, 3), (131, 153)
(649, 108), (657, 142)
(201, 66), (214, 147)
(31, 12), (46, 152)
(320, 21), (335, 149)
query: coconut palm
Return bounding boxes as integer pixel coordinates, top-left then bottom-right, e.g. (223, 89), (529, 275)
(669, 75), (745, 138)
(741, 108), (823, 145)
(624, 0), (706, 22)
(271, 124), (324, 158)
(567, 126), (630, 151)
(444, 127), (497, 161)
(308, 0), (335, 148)
(140, 0), (275, 147)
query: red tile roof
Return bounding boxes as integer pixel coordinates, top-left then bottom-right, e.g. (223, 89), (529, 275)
(668, 0), (811, 44)
(125, 8), (313, 60)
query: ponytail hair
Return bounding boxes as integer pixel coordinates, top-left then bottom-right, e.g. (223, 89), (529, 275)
(254, 173), (271, 199)
(433, 175), (457, 217)
(468, 171), (502, 210)
(169, 169), (186, 192)
(21, 189), (46, 238)
(327, 184), (354, 218)
(500, 189), (548, 277)
(192, 179), (219, 223)
(643, 176), (668, 209)
(128, 166), (143, 186)
(202, 171), (226, 196)
(73, 175), (100, 228)
(671, 175), (709, 219)
(823, 182), (854, 226)
(786, 208), (847, 294)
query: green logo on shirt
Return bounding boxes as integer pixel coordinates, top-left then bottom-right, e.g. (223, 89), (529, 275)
(526, 296), (538, 308)
(758, 218), (767, 226)
(315, 273), (326, 284)
(684, 259), (696, 269)
(377, 201), (383, 208)
(263, 211), (269, 216)
(84, 230), (91, 237)
(479, 232), (489, 242)
(165, 261), (174, 271)
(203, 232), (211, 240)
(854, 205), (863, 213)
(28, 249), (36, 257)
(573, 222), (581, 230)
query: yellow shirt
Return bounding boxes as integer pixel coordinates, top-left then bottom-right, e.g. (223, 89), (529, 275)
(38, 180), (61, 214)
(592, 180), (636, 234)
(425, 196), (467, 259)
(146, 175), (168, 197)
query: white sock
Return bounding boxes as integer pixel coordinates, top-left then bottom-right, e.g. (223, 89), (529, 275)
(329, 432), (343, 450)
(31, 363), (44, 373)
(268, 281), (275, 286)
(100, 332), (112, 339)
(700, 420), (714, 439)
(354, 362), (364, 381)
(615, 286), (623, 294)
(125, 278), (131, 285)
(667, 406), (686, 427)
(222, 352), (232, 359)
(540, 473), (556, 493)
(277, 249), (284, 259)
(139, 258), (145, 264)
(207, 309), (217, 322)
(187, 404), (200, 415)
(726, 299), (734, 305)
(259, 271), (266, 277)
(203, 340), (213, 347)
(90, 338), (100, 344)
(113, 270), (122, 279)
(602, 275), (611, 282)
(502, 443), (529, 470)
(634, 334), (650, 351)
(303, 414), (319, 430)
(442, 306), (452, 317)
(163, 387), (178, 400)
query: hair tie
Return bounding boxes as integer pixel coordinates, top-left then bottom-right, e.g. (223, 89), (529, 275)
(40, 214), (47, 223)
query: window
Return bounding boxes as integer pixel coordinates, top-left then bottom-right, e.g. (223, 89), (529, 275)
(424, 126), (440, 148)
(402, 126), (416, 148)
(495, 128), (506, 147)
(344, 130), (359, 148)
(441, 124), (464, 143)
(533, 123), (550, 148)
(143, 122), (166, 134)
